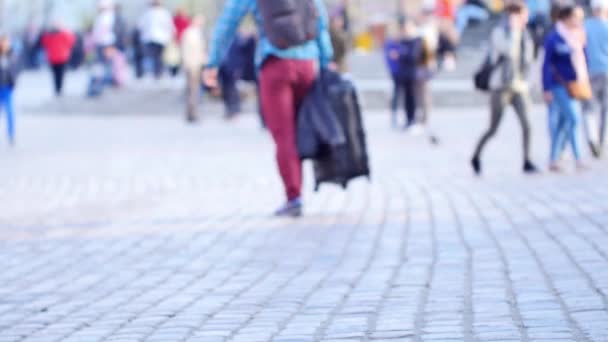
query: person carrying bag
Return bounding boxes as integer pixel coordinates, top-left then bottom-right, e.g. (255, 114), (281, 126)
(205, 0), (334, 218)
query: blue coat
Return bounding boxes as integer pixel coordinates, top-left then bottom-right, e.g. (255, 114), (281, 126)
(384, 40), (400, 79)
(542, 29), (582, 91)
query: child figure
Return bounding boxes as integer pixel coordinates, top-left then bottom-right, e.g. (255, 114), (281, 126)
(0, 34), (18, 145)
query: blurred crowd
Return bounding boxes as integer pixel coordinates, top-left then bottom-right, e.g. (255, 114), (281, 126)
(0, 0), (606, 179)
(380, 0), (607, 175)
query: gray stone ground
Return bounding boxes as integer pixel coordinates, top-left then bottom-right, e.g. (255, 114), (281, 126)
(1, 96), (608, 342)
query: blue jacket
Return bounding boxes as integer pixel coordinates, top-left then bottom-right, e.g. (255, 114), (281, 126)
(542, 29), (581, 91)
(221, 34), (257, 82)
(208, 0), (333, 69)
(384, 40), (400, 79)
(396, 37), (424, 82)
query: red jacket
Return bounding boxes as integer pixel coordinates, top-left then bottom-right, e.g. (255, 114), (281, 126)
(436, 0), (457, 21)
(42, 30), (76, 65)
(173, 14), (191, 43)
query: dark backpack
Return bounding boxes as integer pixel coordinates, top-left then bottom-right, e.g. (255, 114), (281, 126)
(473, 55), (504, 92)
(256, 0), (319, 49)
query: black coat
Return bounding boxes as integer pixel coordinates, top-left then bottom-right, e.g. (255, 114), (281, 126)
(298, 70), (370, 190)
(297, 73), (346, 160)
(221, 35), (257, 83)
(0, 53), (19, 88)
(312, 70), (370, 190)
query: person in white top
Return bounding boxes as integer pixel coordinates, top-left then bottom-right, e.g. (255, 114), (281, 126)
(138, 0), (174, 78)
(92, 0), (117, 85)
(180, 15), (207, 122)
(93, 0), (117, 51)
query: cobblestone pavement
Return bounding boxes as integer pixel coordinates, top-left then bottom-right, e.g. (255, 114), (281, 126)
(1, 108), (608, 342)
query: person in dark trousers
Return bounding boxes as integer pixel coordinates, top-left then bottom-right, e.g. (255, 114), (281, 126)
(384, 37), (402, 128)
(390, 18), (424, 129)
(205, 0), (334, 218)
(41, 24), (76, 97)
(22, 23), (42, 70)
(132, 28), (145, 79)
(0, 34), (18, 145)
(472, 2), (539, 175)
(219, 32), (258, 120)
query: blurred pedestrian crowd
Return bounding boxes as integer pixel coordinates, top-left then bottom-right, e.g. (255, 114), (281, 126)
(0, 0), (606, 215)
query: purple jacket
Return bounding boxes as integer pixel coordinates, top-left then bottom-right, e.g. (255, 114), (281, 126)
(384, 40), (400, 79)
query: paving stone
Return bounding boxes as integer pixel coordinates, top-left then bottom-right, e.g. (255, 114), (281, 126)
(0, 111), (606, 342)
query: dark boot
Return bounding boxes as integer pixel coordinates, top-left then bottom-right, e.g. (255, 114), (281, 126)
(523, 160), (540, 174)
(471, 157), (481, 176)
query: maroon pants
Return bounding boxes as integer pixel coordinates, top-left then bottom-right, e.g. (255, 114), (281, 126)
(259, 57), (316, 201)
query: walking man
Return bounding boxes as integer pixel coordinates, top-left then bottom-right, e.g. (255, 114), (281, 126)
(584, 0), (608, 158)
(138, 0), (174, 79)
(41, 23), (76, 97)
(471, 1), (539, 175)
(205, 0), (334, 217)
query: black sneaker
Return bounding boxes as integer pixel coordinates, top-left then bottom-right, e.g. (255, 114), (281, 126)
(471, 157), (481, 176)
(429, 135), (440, 146)
(275, 199), (303, 218)
(589, 142), (600, 159)
(523, 160), (540, 174)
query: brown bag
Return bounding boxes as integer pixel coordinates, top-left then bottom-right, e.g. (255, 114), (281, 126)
(567, 81), (593, 101)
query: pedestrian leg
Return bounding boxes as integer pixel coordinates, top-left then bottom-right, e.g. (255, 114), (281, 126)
(597, 74), (608, 153)
(51, 64), (62, 96)
(390, 78), (401, 127)
(552, 86), (582, 162)
(0, 87), (15, 145)
(415, 79), (431, 125)
(255, 83), (265, 129)
(259, 58), (302, 201)
(403, 80), (417, 128)
(473, 91), (507, 161)
(152, 43), (164, 79)
(512, 92), (532, 163)
(220, 67), (241, 118)
(186, 69), (199, 122)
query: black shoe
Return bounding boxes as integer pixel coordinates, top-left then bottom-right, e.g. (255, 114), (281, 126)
(589, 142), (600, 159)
(523, 160), (540, 174)
(430, 135), (440, 146)
(275, 199), (303, 218)
(471, 157), (481, 176)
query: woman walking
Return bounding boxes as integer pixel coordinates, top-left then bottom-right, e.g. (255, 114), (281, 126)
(542, 5), (590, 171)
(471, 2), (539, 175)
(0, 34), (18, 145)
